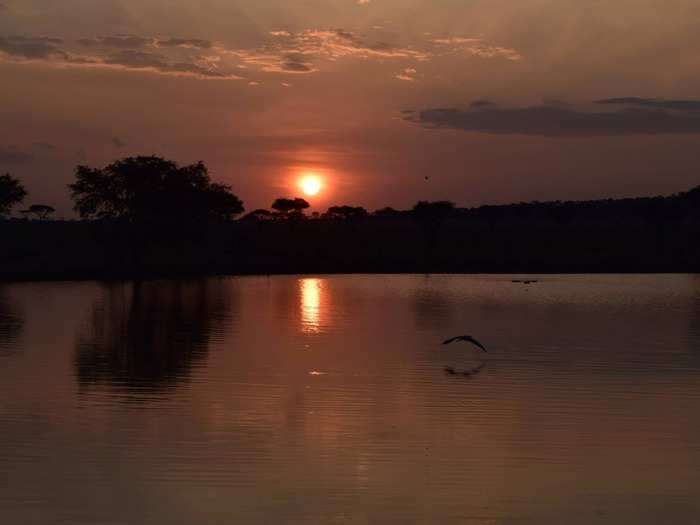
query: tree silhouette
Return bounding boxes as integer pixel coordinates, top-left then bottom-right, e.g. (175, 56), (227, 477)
(372, 207), (403, 217)
(68, 156), (244, 222)
(411, 201), (456, 222)
(323, 205), (368, 220)
(272, 197), (310, 219)
(0, 173), (27, 217)
(241, 208), (275, 221)
(20, 204), (55, 220)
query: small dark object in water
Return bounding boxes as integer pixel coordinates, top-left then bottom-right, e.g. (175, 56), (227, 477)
(444, 363), (486, 377)
(470, 363), (485, 375)
(442, 335), (488, 353)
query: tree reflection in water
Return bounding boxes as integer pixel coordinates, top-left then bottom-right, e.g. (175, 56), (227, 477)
(0, 287), (24, 355)
(74, 279), (232, 396)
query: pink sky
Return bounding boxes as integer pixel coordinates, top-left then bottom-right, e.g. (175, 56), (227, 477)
(2, 0), (700, 215)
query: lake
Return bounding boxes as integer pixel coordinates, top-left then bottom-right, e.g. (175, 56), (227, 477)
(1, 274), (699, 524)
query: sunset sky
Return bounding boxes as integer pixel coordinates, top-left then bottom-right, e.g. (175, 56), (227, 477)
(2, 0), (700, 215)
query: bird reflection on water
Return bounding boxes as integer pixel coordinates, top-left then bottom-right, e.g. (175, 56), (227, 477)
(444, 362), (486, 377)
(441, 334), (488, 377)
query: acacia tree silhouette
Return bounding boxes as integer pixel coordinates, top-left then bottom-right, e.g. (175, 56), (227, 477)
(21, 204), (55, 220)
(68, 156), (244, 222)
(272, 197), (310, 219)
(0, 173), (27, 217)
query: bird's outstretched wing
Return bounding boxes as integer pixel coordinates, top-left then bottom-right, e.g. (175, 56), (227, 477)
(463, 336), (488, 352)
(442, 335), (488, 352)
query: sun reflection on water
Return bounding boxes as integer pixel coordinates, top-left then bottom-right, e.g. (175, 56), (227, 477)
(300, 278), (322, 333)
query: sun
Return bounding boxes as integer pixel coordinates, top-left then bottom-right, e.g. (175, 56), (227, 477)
(300, 174), (322, 196)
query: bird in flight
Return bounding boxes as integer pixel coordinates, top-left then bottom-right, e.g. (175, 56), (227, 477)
(442, 335), (488, 352)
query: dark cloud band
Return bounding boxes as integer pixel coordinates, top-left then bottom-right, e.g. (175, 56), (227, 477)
(596, 97), (700, 111)
(405, 99), (700, 137)
(0, 146), (33, 164)
(0, 36), (66, 59)
(0, 34), (237, 79)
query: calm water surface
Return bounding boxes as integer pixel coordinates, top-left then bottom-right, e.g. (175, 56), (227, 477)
(1, 275), (699, 524)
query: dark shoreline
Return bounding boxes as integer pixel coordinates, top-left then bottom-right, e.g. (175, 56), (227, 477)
(3, 217), (698, 282)
(2, 270), (698, 284)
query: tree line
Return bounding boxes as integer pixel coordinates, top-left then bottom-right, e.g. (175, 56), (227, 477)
(1, 155), (699, 225)
(0, 156), (385, 222)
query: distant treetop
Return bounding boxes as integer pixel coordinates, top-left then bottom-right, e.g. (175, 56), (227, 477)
(241, 208), (275, 221)
(323, 205), (368, 220)
(372, 207), (402, 217)
(411, 200), (456, 221)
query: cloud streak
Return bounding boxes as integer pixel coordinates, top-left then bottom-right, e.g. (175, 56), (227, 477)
(229, 29), (430, 74)
(229, 29), (519, 76)
(396, 67), (417, 81)
(596, 97), (700, 111)
(0, 33), (239, 79)
(431, 37), (522, 61)
(78, 35), (154, 49)
(0, 29), (519, 81)
(405, 99), (700, 137)
(0, 36), (66, 59)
